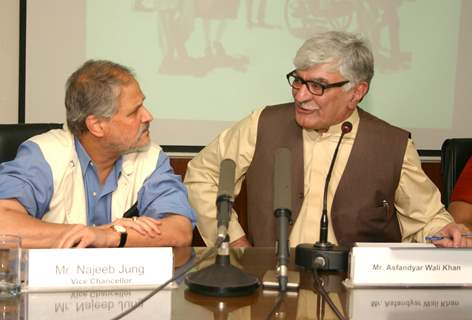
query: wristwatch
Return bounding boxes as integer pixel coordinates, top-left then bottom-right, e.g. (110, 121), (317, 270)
(112, 225), (128, 248)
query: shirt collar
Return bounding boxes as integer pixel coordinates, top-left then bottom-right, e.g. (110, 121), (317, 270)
(74, 138), (123, 178)
(303, 108), (360, 139)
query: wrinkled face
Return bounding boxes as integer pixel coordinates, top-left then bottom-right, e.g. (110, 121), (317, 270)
(104, 79), (153, 154)
(292, 63), (367, 130)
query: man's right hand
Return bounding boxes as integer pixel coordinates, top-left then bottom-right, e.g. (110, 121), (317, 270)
(56, 225), (116, 248)
(230, 235), (252, 247)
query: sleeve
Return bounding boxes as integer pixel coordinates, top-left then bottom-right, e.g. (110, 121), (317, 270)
(184, 109), (262, 246)
(394, 139), (454, 242)
(450, 156), (472, 203)
(137, 151), (197, 226)
(0, 141), (54, 218)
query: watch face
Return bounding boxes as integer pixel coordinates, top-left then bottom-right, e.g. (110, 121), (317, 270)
(113, 225), (127, 233)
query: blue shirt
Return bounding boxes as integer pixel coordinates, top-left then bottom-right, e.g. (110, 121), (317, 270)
(0, 139), (196, 226)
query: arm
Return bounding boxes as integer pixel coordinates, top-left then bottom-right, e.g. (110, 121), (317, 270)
(134, 151), (196, 246)
(56, 214), (193, 248)
(184, 109), (262, 246)
(394, 139), (454, 242)
(448, 156), (472, 229)
(448, 201), (472, 230)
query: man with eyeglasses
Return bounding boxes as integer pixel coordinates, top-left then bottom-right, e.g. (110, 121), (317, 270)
(185, 31), (470, 248)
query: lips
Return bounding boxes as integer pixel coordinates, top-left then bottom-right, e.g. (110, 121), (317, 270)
(296, 103), (319, 113)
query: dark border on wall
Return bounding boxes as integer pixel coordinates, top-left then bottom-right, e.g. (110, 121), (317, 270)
(418, 150), (440, 158)
(18, 0), (27, 123)
(161, 146), (438, 157)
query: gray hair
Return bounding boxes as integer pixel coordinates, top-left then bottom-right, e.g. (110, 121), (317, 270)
(65, 59), (135, 136)
(293, 31), (374, 88)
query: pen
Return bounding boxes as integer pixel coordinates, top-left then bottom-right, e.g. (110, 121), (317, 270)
(425, 232), (472, 241)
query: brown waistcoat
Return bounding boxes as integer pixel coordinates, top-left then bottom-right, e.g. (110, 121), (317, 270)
(245, 103), (409, 247)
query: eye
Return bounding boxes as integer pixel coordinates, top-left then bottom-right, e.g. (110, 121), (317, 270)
(307, 81), (322, 92)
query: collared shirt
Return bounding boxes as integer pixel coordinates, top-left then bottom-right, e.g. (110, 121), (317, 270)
(185, 107), (453, 246)
(0, 139), (196, 226)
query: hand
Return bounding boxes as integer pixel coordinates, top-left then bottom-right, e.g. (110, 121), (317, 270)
(432, 223), (472, 248)
(55, 224), (113, 248)
(230, 235), (252, 247)
(100, 216), (162, 238)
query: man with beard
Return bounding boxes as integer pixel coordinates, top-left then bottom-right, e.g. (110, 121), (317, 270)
(185, 31), (471, 249)
(0, 60), (195, 248)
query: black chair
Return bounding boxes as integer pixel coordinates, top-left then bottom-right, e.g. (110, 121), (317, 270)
(0, 123), (63, 163)
(440, 138), (472, 207)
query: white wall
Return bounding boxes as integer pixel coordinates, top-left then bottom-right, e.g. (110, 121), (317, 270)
(0, 0), (19, 123)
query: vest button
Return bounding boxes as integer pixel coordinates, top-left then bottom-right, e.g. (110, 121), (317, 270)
(298, 192), (304, 199)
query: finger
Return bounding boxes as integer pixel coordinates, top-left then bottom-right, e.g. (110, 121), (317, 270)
(460, 237), (468, 248)
(432, 238), (453, 248)
(56, 227), (79, 248)
(136, 218), (162, 235)
(75, 238), (92, 248)
(133, 220), (159, 237)
(122, 221), (148, 236)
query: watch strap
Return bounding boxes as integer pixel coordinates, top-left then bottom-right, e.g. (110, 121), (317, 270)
(118, 232), (127, 248)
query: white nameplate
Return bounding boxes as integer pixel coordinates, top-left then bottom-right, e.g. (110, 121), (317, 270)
(346, 243), (472, 287)
(26, 248), (173, 291)
(26, 289), (171, 320)
(346, 287), (472, 320)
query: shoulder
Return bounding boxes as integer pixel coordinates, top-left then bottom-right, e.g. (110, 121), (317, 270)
(358, 108), (410, 138)
(28, 129), (76, 174)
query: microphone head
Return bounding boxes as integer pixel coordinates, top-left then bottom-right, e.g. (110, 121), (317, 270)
(341, 121), (352, 134)
(273, 148), (292, 211)
(217, 159), (236, 198)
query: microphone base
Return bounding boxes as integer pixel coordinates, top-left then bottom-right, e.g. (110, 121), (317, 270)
(295, 243), (349, 272)
(185, 255), (260, 297)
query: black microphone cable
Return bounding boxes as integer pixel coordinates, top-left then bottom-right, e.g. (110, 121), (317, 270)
(264, 292), (286, 320)
(311, 264), (346, 320)
(109, 237), (225, 320)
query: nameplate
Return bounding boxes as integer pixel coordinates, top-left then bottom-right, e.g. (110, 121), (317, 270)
(346, 287), (472, 320)
(26, 248), (173, 291)
(346, 243), (472, 287)
(26, 289), (171, 320)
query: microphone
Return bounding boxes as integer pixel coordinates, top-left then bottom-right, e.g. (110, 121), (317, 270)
(295, 121), (352, 272)
(273, 148), (292, 291)
(185, 159), (260, 297)
(262, 148), (299, 292)
(216, 159), (236, 241)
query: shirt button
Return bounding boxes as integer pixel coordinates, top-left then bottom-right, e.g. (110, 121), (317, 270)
(93, 192), (97, 197)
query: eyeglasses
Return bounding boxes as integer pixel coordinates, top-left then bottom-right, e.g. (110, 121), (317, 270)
(286, 70), (350, 96)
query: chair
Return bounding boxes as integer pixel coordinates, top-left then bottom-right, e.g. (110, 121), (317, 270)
(0, 123), (63, 163)
(440, 138), (472, 207)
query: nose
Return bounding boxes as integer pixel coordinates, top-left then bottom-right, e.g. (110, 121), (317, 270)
(141, 106), (153, 122)
(293, 83), (312, 102)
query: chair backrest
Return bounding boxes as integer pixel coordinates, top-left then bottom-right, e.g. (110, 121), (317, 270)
(440, 138), (472, 207)
(0, 123), (63, 163)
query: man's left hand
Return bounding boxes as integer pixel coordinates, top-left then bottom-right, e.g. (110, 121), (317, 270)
(432, 223), (472, 248)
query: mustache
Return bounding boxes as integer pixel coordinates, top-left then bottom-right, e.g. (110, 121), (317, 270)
(138, 123), (150, 136)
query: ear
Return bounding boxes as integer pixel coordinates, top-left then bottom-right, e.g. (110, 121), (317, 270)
(351, 82), (369, 104)
(85, 115), (106, 138)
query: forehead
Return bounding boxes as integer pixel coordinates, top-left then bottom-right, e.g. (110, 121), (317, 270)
(115, 80), (144, 112)
(118, 80), (143, 102)
(297, 62), (342, 81)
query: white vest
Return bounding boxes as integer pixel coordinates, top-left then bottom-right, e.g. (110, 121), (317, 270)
(29, 129), (160, 225)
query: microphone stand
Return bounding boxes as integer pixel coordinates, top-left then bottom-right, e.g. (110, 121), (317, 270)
(262, 148), (300, 292)
(185, 235), (260, 297)
(295, 122), (353, 272)
(186, 159), (260, 297)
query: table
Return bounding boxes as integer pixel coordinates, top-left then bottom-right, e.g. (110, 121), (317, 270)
(1, 247), (471, 319)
